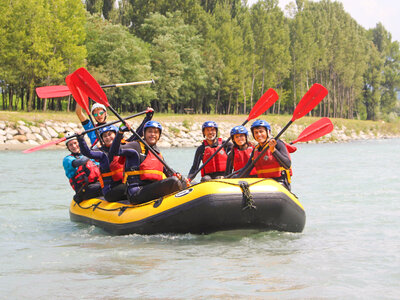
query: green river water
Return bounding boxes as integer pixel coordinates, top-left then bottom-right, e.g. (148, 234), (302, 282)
(0, 139), (399, 299)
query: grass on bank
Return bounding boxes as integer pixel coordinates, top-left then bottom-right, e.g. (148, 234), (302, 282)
(1, 110), (399, 140)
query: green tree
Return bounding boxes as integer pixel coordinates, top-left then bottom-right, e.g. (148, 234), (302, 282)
(141, 12), (207, 112)
(86, 15), (154, 111)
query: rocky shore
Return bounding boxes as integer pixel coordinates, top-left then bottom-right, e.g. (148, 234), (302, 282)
(0, 118), (399, 151)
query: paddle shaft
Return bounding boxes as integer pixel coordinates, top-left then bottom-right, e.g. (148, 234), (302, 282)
(237, 120), (293, 177)
(22, 111), (148, 153)
(187, 88), (279, 181)
(101, 80), (154, 89)
(108, 106), (176, 175)
(36, 80), (154, 99)
(188, 119), (250, 181)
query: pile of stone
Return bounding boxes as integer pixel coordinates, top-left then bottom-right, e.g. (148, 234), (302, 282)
(1, 118), (392, 150)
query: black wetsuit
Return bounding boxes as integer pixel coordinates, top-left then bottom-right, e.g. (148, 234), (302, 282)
(78, 136), (128, 202)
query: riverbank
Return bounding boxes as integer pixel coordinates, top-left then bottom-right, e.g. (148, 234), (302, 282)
(0, 111), (399, 151)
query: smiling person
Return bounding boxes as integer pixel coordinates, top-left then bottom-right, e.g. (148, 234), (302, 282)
(225, 125), (257, 177)
(77, 125), (128, 202)
(238, 120), (293, 190)
(75, 103), (154, 146)
(62, 132), (102, 203)
(188, 121), (232, 181)
(115, 121), (183, 204)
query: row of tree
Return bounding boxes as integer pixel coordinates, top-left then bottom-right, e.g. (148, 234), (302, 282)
(1, 0), (399, 120)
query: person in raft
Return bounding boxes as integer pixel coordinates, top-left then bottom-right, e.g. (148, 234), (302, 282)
(75, 103), (154, 146)
(62, 132), (102, 203)
(238, 120), (296, 191)
(225, 125), (257, 178)
(188, 121), (232, 181)
(77, 125), (128, 202)
(111, 121), (184, 204)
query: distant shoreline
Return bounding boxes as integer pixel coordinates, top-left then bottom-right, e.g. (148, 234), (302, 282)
(1, 111), (399, 152)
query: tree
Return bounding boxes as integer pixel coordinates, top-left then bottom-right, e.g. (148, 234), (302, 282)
(86, 15), (155, 111)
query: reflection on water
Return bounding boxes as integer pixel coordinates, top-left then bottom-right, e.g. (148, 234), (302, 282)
(0, 139), (399, 298)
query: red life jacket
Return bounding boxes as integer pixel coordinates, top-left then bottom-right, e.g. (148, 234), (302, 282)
(99, 155), (126, 188)
(232, 145), (257, 176)
(201, 138), (228, 176)
(253, 142), (293, 179)
(123, 142), (166, 183)
(69, 159), (100, 191)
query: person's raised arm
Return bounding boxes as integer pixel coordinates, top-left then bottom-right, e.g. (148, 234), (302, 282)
(77, 135), (103, 161)
(75, 105), (88, 123)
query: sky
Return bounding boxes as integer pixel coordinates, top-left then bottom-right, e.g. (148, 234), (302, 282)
(248, 0), (400, 42)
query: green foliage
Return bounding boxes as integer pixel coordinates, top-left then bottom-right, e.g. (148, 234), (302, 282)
(1, 0), (399, 120)
(182, 119), (192, 129)
(85, 15), (155, 110)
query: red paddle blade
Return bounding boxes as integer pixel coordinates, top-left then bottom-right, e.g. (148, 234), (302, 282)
(36, 85), (71, 98)
(292, 83), (328, 121)
(23, 137), (67, 154)
(66, 74), (90, 114)
(291, 117), (334, 144)
(247, 88), (279, 121)
(71, 67), (109, 107)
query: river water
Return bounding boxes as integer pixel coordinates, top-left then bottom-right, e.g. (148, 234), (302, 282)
(0, 139), (399, 299)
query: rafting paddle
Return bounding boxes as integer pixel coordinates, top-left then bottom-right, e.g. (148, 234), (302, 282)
(237, 83), (328, 177)
(188, 88), (279, 181)
(66, 74), (105, 146)
(69, 67), (177, 175)
(22, 110), (150, 154)
(226, 117), (334, 178)
(291, 117), (333, 144)
(36, 79), (155, 99)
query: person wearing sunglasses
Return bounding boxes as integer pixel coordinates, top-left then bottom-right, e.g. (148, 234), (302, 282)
(75, 102), (154, 146)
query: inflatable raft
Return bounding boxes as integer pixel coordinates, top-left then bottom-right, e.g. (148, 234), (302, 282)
(69, 178), (306, 235)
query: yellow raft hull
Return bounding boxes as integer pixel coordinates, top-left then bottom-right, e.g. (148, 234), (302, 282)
(69, 178), (306, 235)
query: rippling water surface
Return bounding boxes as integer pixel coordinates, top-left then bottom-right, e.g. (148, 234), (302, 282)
(0, 139), (399, 299)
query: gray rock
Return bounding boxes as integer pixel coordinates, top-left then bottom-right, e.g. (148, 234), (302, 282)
(5, 128), (18, 136)
(19, 125), (32, 134)
(46, 126), (58, 138)
(0, 129), (5, 136)
(40, 128), (52, 140)
(53, 126), (65, 133)
(17, 120), (26, 126)
(68, 122), (78, 128)
(26, 133), (37, 141)
(34, 133), (44, 141)
(0, 135), (5, 142)
(30, 126), (41, 133)
(0, 122), (6, 130)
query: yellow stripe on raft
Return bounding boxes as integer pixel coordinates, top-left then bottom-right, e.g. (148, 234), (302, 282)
(69, 178), (304, 224)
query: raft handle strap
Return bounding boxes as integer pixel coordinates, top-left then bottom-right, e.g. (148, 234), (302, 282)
(239, 180), (256, 210)
(92, 201), (102, 211)
(118, 206), (128, 216)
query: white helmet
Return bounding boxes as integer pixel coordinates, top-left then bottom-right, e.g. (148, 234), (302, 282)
(91, 103), (107, 114)
(65, 132), (77, 146)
